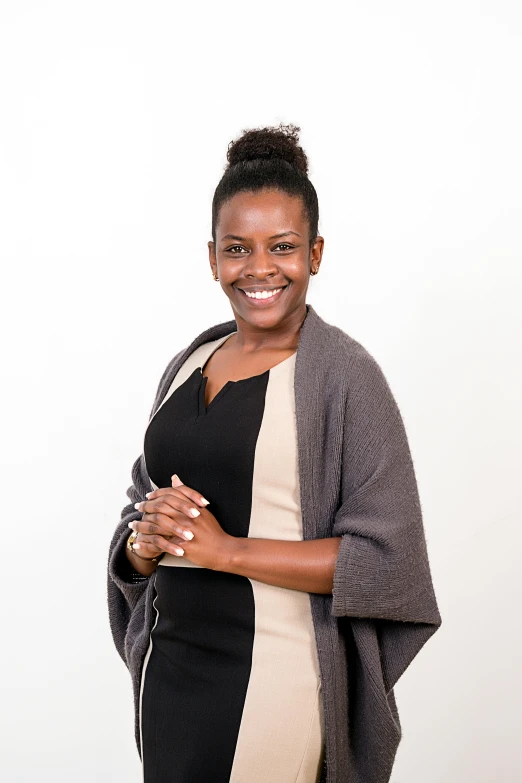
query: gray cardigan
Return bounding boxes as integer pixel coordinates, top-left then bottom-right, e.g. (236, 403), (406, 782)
(107, 302), (442, 783)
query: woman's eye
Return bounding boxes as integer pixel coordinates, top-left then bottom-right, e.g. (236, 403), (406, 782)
(227, 245), (246, 253)
(275, 243), (293, 251)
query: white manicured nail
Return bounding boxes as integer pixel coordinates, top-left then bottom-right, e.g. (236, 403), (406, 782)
(174, 547), (184, 556)
(183, 530), (194, 540)
(189, 508), (200, 517)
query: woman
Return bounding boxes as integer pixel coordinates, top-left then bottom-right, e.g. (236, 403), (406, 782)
(107, 123), (442, 783)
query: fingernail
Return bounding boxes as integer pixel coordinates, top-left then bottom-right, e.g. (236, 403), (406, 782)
(189, 508), (200, 517)
(134, 502), (141, 510)
(127, 521), (134, 529)
(200, 497), (210, 505)
(134, 543), (141, 549)
(183, 530), (194, 540)
(174, 547), (184, 556)
(171, 474), (181, 482)
(145, 492), (152, 498)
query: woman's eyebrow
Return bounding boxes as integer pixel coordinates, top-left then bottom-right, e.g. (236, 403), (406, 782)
(221, 231), (301, 241)
(269, 231), (301, 239)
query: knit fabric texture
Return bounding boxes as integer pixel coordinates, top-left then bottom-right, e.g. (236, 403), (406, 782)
(107, 303), (442, 783)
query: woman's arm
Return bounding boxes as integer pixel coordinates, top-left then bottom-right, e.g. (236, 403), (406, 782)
(217, 536), (342, 594)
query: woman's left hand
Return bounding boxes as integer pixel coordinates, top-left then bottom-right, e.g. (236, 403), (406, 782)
(131, 475), (235, 570)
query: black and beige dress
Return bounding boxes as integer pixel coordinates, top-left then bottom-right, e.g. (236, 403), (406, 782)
(139, 332), (325, 783)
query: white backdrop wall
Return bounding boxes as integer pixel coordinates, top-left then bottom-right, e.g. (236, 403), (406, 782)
(1, 2), (521, 781)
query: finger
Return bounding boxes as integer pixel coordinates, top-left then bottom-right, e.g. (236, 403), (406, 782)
(138, 532), (186, 557)
(134, 495), (203, 521)
(131, 533), (163, 558)
(129, 515), (195, 542)
(145, 485), (210, 507)
(170, 475), (209, 508)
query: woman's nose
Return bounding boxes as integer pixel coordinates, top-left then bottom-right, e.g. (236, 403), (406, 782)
(241, 249), (279, 274)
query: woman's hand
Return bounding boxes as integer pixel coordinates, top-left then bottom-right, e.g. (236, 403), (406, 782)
(128, 475), (235, 570)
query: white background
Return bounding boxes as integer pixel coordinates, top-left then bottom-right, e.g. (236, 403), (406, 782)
(1, 2), (521, 781)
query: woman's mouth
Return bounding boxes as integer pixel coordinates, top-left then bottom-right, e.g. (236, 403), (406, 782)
(236, 285), (288, 305)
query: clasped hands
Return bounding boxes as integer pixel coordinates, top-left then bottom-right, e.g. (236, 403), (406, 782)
(128, 474), (234, 570)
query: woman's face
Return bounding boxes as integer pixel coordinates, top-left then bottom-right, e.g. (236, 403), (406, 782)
(208, 188), (323, 330)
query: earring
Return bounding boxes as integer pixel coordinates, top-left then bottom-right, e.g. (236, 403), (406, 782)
(212, 272), (219, 281)
(310, 268), (318, 276)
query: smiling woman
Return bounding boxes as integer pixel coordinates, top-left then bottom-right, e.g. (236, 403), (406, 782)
(209, 123), (322, 341)
(107, 123), (441, 783)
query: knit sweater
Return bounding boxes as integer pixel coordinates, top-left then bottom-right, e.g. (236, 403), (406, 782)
(107, 302), (442, 783)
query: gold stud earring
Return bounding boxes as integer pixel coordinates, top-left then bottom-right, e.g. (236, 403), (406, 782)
(212, 272), (219, 281)
(310, 268), (318, 276)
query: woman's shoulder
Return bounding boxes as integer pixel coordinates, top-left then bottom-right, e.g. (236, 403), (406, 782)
(308, 315), (403, 431)
(311, 311), (389, 387)
(145, 346), (188, 420)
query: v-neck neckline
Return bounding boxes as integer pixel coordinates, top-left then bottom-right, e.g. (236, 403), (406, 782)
(197, 332), (297, 416)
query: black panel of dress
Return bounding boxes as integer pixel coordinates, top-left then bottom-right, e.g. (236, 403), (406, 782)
(141, 365), (270, 782)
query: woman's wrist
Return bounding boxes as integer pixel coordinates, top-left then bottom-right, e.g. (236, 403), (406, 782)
(125, 532), (160, 577)
(212, 534), (239, 572)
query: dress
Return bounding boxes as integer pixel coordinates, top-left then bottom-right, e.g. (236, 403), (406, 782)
(138, 331), (326, 783)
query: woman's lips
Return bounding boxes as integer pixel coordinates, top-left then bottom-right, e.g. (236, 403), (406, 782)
(236, 286), (288, 305)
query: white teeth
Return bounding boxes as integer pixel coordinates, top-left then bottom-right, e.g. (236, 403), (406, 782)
(244, 288), (282, 299)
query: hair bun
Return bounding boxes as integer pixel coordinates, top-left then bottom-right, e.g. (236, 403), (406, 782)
(226, 123), (308, 175)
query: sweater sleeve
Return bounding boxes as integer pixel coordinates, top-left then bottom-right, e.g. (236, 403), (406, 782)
(106, 347), (187, 665)
(330, 346), (442, 692)
(107, 453), (154, 663)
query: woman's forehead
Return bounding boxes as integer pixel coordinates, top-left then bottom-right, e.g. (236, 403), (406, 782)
(217, 190), (306, 235)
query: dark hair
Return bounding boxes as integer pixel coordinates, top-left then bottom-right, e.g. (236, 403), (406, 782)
(211, 123), (319, 251)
